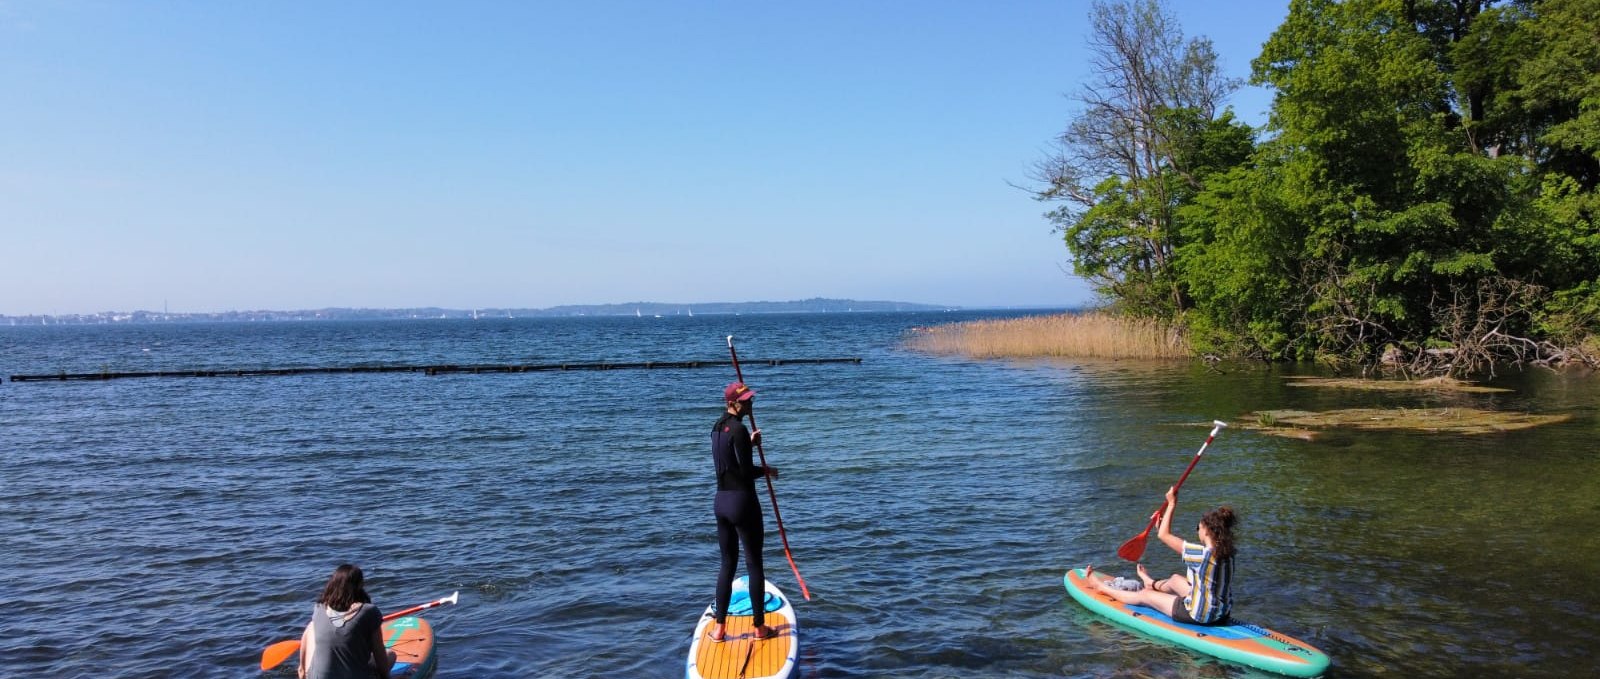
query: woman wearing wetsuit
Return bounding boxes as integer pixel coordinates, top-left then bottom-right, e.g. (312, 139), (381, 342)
(1091, 486), (1237, 625)
(707, 381), (780, 642)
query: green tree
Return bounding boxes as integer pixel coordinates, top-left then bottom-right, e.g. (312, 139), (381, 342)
(1181, 0), (1551, 369)
(1514, 0), (1600, 345)
(1045, 0), (1600, 370)
(1035, 0), (1243, 317)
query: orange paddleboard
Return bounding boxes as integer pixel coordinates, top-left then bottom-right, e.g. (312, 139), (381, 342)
(384, 615), (437, 679)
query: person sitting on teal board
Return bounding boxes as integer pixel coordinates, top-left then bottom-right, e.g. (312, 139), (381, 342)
(1090, 486), (1237, 625)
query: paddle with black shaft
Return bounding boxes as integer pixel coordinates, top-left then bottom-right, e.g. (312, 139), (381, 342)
(727, 335), (812, 601)
(1116, 420), (1227, 562)
(259, 590), (460, 671)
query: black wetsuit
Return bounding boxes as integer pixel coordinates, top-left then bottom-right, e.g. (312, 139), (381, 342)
(711, 410), (767, 628)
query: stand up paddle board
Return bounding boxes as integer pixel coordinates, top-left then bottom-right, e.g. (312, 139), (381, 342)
(1065, 568), (1329, 677)
(384, 615), (437, 679)
(686, 577), (798, 679)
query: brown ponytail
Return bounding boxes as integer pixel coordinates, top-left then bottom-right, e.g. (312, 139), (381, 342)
(1201, 506), (1238, 560)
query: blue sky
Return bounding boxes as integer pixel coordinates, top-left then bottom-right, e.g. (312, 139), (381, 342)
(0, 1), (1288, 315)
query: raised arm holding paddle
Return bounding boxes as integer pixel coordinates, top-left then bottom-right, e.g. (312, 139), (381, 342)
(1117, 420), (1226, 562)
(724, 335), (810, 602)
(1086, 420), (1237, 626)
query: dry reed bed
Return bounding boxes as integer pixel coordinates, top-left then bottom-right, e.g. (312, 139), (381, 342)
(906, 312), (1191, 359)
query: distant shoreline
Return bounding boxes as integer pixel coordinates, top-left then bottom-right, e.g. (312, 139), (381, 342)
(0, 298), (986, 325)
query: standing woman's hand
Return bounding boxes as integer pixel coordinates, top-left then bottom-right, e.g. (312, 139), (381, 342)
(750, 428), (762, 447)
(1165, 485), (1178, 510)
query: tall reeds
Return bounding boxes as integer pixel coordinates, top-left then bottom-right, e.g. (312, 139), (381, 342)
(906, 311), (1191, 359)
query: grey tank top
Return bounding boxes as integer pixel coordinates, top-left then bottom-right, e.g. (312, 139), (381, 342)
(308, 602), (383, 679)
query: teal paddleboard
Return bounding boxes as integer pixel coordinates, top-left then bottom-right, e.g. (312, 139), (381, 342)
(1065, 568), (1329, 677)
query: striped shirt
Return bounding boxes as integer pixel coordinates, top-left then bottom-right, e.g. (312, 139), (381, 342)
(1181, 540), (1233, 623)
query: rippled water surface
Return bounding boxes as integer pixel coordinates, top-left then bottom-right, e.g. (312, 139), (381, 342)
(3, 312), (1598, 678)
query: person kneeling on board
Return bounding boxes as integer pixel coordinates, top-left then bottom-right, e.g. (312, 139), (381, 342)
(708, 381), (780, 642)
(1091, 486), (1237, 625)
(299, 564), (396, 679)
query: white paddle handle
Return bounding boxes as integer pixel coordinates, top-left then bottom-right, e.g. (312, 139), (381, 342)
(1193, 421), (1226, 459)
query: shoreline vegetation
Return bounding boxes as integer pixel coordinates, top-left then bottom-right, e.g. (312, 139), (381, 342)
(907, 310), (1578, 436)
(907, 309), (1596, 376)
(1027, 0), (1600, 378)
(906, 311), (1190, 360)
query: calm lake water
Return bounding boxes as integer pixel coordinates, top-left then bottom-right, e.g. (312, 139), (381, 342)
(2, 311), (1597, 678)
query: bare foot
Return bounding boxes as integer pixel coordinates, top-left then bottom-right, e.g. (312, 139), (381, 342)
(707, 623), (727, 642)
(753, 625), (779, 640)
(1087, 565), (1116, 593)
(1135, 563), (1157, 589)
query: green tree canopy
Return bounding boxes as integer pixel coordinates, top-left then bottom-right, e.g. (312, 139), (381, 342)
(1047, 0), (1600, 373)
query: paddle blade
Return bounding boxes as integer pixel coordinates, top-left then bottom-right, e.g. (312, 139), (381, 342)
(260, 639), (301, 671)
(1116, 532), (1149, 562)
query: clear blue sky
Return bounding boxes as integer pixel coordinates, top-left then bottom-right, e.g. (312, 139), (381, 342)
(0, 1), (1288, 315)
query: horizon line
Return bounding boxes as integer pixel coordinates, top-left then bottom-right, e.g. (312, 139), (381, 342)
(0, 299), (1083, 320)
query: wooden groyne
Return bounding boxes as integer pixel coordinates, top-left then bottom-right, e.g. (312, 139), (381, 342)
(6, 357), (860, 383)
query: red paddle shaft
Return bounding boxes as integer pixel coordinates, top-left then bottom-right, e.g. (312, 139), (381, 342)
(382, 590), (459, 621)
(727, 335), (812, 601)
(1116, 420), (1227, 562)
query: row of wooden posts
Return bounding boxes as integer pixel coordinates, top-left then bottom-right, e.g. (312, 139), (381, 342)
(5, 357), (860, 383)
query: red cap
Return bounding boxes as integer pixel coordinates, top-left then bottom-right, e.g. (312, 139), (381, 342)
(724, 382), (755, 402)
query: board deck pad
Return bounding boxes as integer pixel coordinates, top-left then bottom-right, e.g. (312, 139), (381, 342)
(383, 615), (437, 679)
(686, 577), (798, 679)
(1064, 568), (1328, 677)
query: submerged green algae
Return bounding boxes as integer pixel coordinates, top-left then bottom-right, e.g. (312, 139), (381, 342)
(1281, 375), (1511, 393)
(1246, 407), (1569, 438)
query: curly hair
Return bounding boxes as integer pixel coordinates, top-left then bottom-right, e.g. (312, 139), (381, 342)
(1200, 506), (1238, 560)
(316, 564), (373, 612)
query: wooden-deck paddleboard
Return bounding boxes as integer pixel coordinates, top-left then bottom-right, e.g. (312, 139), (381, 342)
(384, 615), (437, 679)
(686, 577), (798, 679)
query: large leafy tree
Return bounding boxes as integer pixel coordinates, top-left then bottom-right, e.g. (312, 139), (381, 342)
(1036, 0), (1248, 317)
(1178, 0), (1599, 370)
(1043, 0), (1600, 370)
(1511, 0), (1600, 345)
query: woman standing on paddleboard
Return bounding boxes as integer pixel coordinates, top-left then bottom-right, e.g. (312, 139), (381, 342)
(298, 564), (395, 679)
(1091, 486), (1237, 625)
(707, 382), (780, 642)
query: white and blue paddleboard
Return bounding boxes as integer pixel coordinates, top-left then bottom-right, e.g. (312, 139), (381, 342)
(686, 577), (798, 679)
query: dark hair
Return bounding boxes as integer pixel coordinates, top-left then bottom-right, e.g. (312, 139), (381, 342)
(1201, 506), (1238, 560)
(316, 564), (372, 612)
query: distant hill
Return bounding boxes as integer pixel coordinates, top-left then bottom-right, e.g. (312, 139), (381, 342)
(0, 298), (952, 325)
(540, 298), (948, 317)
